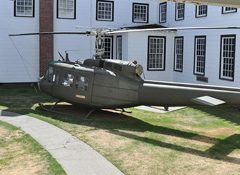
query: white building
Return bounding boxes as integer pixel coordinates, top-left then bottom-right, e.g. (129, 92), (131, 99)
(0, 0), (240, 87)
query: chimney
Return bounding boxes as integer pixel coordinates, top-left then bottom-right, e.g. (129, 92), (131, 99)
(39, 0), (54, 76)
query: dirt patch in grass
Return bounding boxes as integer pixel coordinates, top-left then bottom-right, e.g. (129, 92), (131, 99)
(0, 127), (9, 137)
(1, 86), (240, 175)
(205, 128), (237, 137)
(87, 129), (134, 149)
(0, 154), (46, 175)
(116, 148), (159, 175)
(0, 122), (65, 175)
(0, 127), (47, 175)
(170, 153), (240, 175)
(31, 105), (240, 175)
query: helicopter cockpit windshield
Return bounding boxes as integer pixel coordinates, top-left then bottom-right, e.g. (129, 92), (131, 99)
(45, 66), (54, 83)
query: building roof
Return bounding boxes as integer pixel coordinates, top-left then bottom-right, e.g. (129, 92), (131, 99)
(167, 0), (240, 7)
(124, 24), (167, 30)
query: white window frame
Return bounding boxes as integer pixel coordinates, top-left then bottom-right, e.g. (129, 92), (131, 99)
(222, 7), (237, 14)
(194, 36), (206, 75)
(57, 0), (76, 19)
(103, 36), (113, 59)
(148, 36), (166, 71)
(220, 35), (236, 81)
(96, 0), (114, 21)
(174, 37), (184, 72)
(133, 3), (149, 23)
(175, 3), (185, 21)
(196, 5), (208, 18)
(14, 0), (34, 17)
(116, 36), (123, 60)
(159, 2), (167, 23)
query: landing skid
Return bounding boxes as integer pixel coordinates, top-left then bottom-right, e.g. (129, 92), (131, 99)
(51, 100), (62, 110)
(38, 103), (66, 116)
(121, 108), (132, 113)
(164, 106), (169, 111)
(38, 102), (96, 118)
(85, 109), (96, 118)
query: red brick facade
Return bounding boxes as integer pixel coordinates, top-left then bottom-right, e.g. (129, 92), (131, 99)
(39, 0), (54, 76)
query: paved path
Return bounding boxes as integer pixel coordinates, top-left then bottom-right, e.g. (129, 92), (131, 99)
(0, 110), (124, 175)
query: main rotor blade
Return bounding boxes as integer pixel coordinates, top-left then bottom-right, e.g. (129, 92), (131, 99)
(9, 31), (91, 37)
(108, 26), (240, 34)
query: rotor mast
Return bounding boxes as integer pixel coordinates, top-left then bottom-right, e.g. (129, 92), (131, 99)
(94, 29), (106, 59)
(92, 28), (112, 59)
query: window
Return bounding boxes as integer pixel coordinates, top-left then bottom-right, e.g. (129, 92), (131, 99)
(47, 66), (54, 82)
(116, 36), (123, 60)
(196, 5), (208, 18)
(222, 7), (237, 14)
(57, 0), (76, 19)
(96, 0), (114, 21)
(14, 0), (34, 17)
(175, 3), (185, 21)
(147, 36), (166, 71)
(62, 73), (74, 87)
(194, 36), (206, 75)
(103, 36), (113, 59)
(174, 37), (184, 72)
(76, 76), (88, 91)
(220, 35), (236, 81)
(132, 3), (149, 23)
(54, 73), (60, 84)
(159, 2), (167, 23)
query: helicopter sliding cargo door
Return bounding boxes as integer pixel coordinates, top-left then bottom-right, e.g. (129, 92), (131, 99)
(72, 70), (93, 105)
(52, 67), (93, 105)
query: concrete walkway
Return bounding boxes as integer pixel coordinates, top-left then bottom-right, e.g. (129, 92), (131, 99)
(0, 110), (124, 175)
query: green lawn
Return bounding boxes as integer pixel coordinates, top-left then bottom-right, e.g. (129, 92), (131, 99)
(0, 85), (240, 175)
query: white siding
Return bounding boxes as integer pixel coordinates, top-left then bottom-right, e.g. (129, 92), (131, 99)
(1, 0), (240, 88)
(165, 2), (240, 87)
(53, 0), (160, 62)
(173, 29), (240, 87)
(0, 0), (39, 83)
(167, 2), (240, 27)
(125, 31), (175, 81)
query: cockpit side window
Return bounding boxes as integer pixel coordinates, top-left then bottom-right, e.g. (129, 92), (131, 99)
(53, 71), (60, 84)
(75, 76), (88, 91)
(62, 73), (74, 87)
(47, 66), (54, 83)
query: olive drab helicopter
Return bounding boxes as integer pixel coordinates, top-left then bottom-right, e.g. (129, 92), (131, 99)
(9, 25), (240, 111)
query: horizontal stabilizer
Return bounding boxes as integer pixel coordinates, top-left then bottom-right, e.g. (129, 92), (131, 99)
(192, 96), (225, 106)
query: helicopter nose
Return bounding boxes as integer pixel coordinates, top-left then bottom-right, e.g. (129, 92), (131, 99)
(38, 76), (44, 91)
(37, 81), (41, 91)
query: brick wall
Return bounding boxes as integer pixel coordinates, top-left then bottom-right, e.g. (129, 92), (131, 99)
(39, 0), (54, 76)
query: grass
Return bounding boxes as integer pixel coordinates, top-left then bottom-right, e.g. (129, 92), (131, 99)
(0, 84), (240, 175)
(0, 120), (66, 175)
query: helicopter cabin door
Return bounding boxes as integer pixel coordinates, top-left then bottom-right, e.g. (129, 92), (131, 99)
(52, 68), (93, 105)
(42, 65), (56, 95)
(72, 70), (93, 105)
